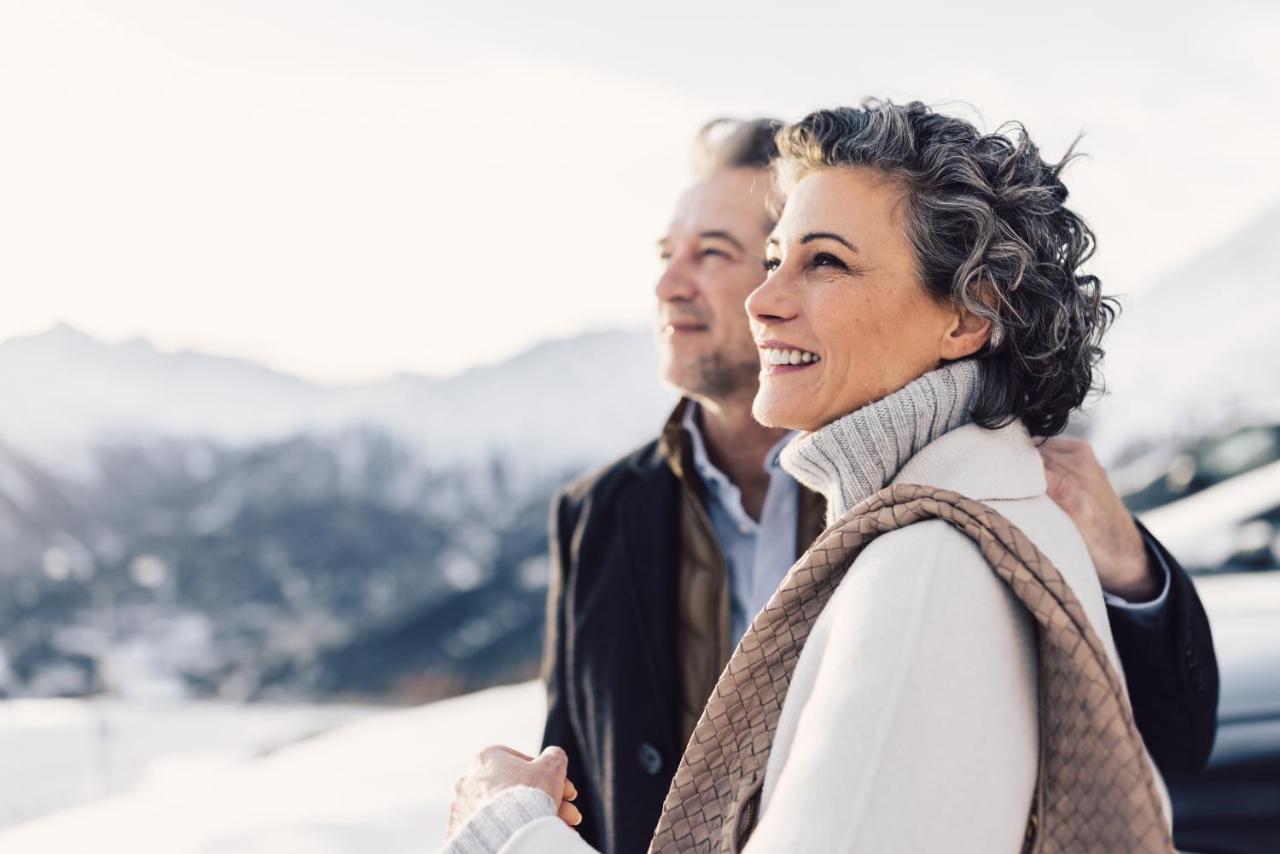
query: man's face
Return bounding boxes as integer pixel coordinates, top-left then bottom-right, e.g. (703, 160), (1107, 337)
(655, 167), (771, 402)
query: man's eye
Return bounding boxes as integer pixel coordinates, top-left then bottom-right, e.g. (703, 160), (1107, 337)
(698, 248), (729, 261)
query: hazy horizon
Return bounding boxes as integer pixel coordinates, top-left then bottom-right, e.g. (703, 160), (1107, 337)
(1, 317), (654, 384)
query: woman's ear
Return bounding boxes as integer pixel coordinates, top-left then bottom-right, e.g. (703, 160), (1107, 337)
(939, 295), (995, 361)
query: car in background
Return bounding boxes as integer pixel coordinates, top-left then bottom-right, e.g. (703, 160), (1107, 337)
(1167, 570), (1280, 853)
(1124, 424), (1280, 853)
(1124, 424), (1280, 517)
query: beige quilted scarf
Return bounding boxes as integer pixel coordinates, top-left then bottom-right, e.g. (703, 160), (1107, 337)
(649, 484), (1174, 853)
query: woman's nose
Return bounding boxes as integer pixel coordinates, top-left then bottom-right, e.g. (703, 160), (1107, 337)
(745, 271), (796, 325)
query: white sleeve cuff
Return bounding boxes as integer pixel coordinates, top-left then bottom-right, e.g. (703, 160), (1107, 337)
(443, 786), (559, 854)
(1102, 543), (1172, 624)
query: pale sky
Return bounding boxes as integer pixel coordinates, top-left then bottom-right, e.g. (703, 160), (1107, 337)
(2, 0), (1277, 382)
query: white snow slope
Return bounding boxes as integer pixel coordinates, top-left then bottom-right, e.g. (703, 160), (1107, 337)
(0, 681), (543, 854)
(1089, 202), (1280, 461)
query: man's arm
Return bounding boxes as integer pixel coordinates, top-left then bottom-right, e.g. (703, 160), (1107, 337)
(540, 489), (604, 846)
(1111, 520), (1219, 774)
(1040, 437), (1219, 777)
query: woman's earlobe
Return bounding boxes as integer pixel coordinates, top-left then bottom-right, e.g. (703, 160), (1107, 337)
(940, 307), (994, 360)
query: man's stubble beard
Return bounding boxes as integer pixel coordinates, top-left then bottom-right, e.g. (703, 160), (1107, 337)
(682, 351), (762, 403)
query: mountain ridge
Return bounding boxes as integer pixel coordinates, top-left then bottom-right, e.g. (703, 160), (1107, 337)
(0, 323), (673, 471)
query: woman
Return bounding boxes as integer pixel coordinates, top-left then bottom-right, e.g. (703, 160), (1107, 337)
(443, 100), (1172, 853)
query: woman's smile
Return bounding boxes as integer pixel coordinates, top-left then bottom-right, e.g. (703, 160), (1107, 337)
(757, 339), (821, 375)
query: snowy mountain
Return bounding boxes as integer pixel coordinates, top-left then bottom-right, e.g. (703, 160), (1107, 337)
(0, 324), (677, 706)
(1089, 202), (1280, 462)
(0, 324), (674, 471)
(0, 318), (621, 831)
(0, 429), (566, 704)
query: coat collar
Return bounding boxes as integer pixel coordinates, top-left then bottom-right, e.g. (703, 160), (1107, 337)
(658, 396), (827, 555)
(656, 398), (693, 479)
(891, 421), (1047, 501)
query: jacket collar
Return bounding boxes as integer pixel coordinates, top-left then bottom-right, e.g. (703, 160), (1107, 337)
(656, 398), (694, 479)
(659, 396), (827, 555)
(891, 421), (1046, 501)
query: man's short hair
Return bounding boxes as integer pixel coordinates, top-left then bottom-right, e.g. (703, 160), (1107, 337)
(691, 117), (783, 176)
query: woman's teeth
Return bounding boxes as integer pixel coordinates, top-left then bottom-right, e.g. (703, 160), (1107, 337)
(761, 348), (820, 367)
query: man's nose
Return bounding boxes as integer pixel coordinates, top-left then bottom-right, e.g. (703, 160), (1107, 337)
(655, 261), (696, 302)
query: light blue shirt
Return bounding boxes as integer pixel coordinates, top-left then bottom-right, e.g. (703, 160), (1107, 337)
(682, 404), (1168, 645)
(683, 404), (800, 646)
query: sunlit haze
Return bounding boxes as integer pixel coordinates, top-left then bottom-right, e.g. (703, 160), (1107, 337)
(2, 0), (1277, 381)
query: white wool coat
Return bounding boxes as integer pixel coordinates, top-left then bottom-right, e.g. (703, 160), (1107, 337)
(469, 421), (1169, 853)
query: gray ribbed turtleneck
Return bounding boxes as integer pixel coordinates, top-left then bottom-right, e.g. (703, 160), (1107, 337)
(780, 359), (983, 525)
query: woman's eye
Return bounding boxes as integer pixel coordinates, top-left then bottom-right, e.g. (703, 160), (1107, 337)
(762, 258), (780, 272)
(810, 252), (847, 271)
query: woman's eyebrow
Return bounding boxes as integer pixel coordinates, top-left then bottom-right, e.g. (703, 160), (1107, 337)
(800, 231), (858, 253)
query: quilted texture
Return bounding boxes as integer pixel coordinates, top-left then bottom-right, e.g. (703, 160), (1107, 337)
(648, 484), (1173, 854)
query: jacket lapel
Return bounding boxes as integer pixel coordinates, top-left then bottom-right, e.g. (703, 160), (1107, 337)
(617, 446), (683, 753)
(796, 486), (827, 559)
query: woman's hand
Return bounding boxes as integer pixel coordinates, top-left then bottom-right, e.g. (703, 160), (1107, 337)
(447, 745), (582, 839)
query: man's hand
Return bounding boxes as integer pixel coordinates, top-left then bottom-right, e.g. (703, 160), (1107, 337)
(1039, 436), (1160, 602)
(447, 745), (582, 840)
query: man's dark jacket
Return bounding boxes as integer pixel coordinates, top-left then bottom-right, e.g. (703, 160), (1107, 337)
(541, 430), (1219, 854)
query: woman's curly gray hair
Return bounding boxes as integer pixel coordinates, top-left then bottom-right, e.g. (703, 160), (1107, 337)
(773, 99), (1117, 437)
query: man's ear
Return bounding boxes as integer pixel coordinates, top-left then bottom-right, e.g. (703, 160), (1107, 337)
(939, 289), (996, 361)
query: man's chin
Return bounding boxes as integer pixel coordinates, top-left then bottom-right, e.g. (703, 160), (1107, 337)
(657, 346), (707, 384)
(657, 364), (699, 397)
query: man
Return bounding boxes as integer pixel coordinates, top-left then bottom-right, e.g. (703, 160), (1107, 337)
(541, 119), (1218, 854)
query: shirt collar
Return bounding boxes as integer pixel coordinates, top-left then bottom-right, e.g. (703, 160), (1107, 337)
(682, 402), (797, 486)
(682, 401), (727, 490)
(764, 431), (794, 474)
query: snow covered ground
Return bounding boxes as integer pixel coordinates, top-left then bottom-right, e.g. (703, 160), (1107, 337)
(0, 697), (376, 830)
(2, 568), (1277, 854)
(0, 681), (543, 853)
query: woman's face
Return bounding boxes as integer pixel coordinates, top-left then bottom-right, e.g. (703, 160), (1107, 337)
(747, 166), (984, 432)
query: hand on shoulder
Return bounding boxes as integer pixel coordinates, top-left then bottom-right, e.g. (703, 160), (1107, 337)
(1038, 437), (1159, 601)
